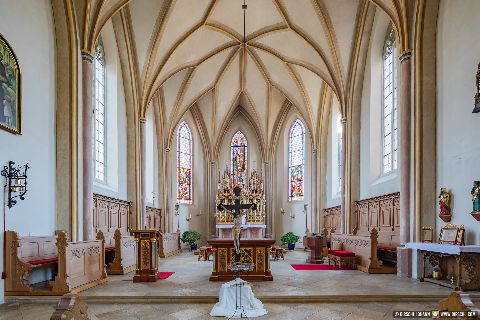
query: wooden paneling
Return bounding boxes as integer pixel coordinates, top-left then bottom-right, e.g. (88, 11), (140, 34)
(146, 206), (162, 231)
(354, 192), (400, 245)
(93, 193), (131, 234)
(323, 206), (341, 236)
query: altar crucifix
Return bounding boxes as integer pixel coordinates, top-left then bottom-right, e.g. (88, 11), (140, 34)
(217, 186), (257, 263)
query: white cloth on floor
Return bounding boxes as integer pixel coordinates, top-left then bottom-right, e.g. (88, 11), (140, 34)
(210, 278), (267, 318)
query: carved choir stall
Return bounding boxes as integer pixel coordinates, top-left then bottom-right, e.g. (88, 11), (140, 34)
(326, 192), (400, 274)
(5, 230), (106, 296)
(93, 194), (135, 275)
(215, 168), (266, 239)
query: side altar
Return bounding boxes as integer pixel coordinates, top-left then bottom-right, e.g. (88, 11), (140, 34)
(215, 167), (266, 239)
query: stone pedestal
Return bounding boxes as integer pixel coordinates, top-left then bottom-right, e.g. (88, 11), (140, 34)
(397, 247), (412, 278)
(304, 236), (324, 264)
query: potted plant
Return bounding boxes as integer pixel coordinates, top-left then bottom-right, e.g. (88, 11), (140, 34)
(181, 230), (202, 250)
(281, 232), (300, 250)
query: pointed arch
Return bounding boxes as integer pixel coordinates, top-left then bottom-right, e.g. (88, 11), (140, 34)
(177, 121), (193, 203)
(288, 119), (305, 201)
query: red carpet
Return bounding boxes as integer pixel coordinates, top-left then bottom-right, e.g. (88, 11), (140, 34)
(157, 272), (174, 280)
(291, 264), (354, 271)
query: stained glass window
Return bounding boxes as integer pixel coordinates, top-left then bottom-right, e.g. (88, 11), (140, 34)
(289, 119), (305, 201)
(93, 38), (106, 182)
(177, 121), (193, 203)
(230, 131), (248, 187)
(382, 25), (398, 174)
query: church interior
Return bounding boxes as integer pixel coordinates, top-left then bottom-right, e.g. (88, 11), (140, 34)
(1, 0), (480, 319)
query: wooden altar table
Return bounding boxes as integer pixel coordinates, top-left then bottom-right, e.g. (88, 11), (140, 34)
(207, 238), (275, 281)
(406, 242), (480, 291)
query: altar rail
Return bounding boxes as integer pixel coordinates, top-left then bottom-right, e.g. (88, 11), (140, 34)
(93, 193), (131, 234)
(146, 206), (162, 230)
(5, 230), (106, 296)
(354, 192), (400, 246)
(158, 231), (181, 258)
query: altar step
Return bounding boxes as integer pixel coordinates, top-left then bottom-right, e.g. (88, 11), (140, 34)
(6, 293), (480, 304)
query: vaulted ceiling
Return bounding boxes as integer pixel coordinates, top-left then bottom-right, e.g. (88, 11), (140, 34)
(103, 0), (403, 155)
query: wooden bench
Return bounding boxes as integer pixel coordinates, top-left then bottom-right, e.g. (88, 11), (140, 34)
(330, 228), (396, 274)
(96, 229), (135, 275)
(5, 230), (107, 296)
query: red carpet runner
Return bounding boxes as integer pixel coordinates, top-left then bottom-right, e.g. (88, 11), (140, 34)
(290, 264), (353, 271)
(157, 272), (175, 280)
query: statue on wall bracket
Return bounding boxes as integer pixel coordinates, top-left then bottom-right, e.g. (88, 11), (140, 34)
(471, 181), (480, 221)
(438, 187), (452, 222)
(474, 62), (480, 113)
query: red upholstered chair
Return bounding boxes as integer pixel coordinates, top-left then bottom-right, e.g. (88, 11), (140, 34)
(328, 248), (358, 269)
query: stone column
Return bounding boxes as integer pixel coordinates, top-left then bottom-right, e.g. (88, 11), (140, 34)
(397, 51), (413, 278)
(210, 161), (217, 238)
(139, 117), (147, 229)
(340, 117), (347, 234)
(399, 51), (412, 245)
(164, 148), (171, 232)
(81, 51), (94, 241)
(312, 149), (318, 233)
(264, 161), (272, 238)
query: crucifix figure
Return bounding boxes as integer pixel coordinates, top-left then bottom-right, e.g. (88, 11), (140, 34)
(217, 186), (257, 263)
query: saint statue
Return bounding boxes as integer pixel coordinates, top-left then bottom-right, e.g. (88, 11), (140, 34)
(472, 181), (480, 212)
(438, 188), (451, 216)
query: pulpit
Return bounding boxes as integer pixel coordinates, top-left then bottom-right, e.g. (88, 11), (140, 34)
(130, 230), (161, 282)
(304, 235), (324, 264)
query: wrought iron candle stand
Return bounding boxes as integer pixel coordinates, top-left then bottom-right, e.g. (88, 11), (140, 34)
(228, 262), (254, 319)
(1, 161), (29, 208)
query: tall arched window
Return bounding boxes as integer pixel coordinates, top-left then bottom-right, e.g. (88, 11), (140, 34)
(337, 115), (342, 194)
(382, 25), (398, 174)
(93, 38), (106, 182)
(289, 119), (305, 201)
(177, 121), (193, 203)
(230, 131), (248, 187)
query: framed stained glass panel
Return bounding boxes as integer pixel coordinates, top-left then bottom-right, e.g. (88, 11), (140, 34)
(177, 121), (193, 203)
(288, 119), (305, 200)
(230, 131), (248, 187)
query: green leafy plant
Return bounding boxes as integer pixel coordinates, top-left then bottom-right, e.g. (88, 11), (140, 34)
(280, 232), (300, 244)
(181, 230), (201, 246)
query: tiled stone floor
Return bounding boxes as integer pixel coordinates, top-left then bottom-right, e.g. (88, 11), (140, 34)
(79, 250), (452, 298)
(2, 250), (474, 319)
(0, 301), (439, 320)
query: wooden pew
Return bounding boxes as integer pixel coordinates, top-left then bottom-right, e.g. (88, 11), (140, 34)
(330, 228), (396, 274)
(96, 230), (135, 275)
(158, 231), (181, 258)
(5, 230), (107, 296)
(93, 193), (135, 275)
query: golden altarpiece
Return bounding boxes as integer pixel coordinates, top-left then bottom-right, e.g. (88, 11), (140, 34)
(215, 168), (266, 239)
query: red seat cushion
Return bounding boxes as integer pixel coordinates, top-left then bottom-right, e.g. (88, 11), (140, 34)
(329, 250), (356, 257)
(377, 245), (397, 252)
(28, 257), (58, 265)
(105, 246), (115, 252)
(271, 245), (276, 251)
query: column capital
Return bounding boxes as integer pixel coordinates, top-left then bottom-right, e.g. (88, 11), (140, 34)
(165, 147), (170, 153)
(139, 117), (147, 124)
(81, 51), (94, 63)
(399, 50), (412, 63)
(312, 149), (318, 155)
(340, 117), (347, 125)
(264, 161), (269, 165)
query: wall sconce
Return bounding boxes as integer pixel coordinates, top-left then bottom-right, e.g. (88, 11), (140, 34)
(196, 210), (203, 217)
(174, 203), (180, 216)
(289, 211), (295, 219)
(186, 212), (192, 222)
(303, 204), (308, 214)
(151, 191), (157, 207)
(1, 161), (29, 208)
(280, 208), (285, 215)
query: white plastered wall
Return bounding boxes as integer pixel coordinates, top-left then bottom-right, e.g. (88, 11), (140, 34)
(359, 10), (400, 200)
(0, 0), (55, 303)
(274, 109), (312, 248)
(437, 0), (480, 245)
(93, 20), (128, 201)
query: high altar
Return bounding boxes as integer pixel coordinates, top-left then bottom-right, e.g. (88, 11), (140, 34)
(215, 167), (266, 239)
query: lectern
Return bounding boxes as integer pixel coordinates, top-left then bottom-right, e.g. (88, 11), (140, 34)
(130, 230), (161, 282)
(304, 235), (324, 264)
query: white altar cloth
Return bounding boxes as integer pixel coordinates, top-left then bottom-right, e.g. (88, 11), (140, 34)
(405, 242), (480, 255)
(210, 278), (267, 318)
